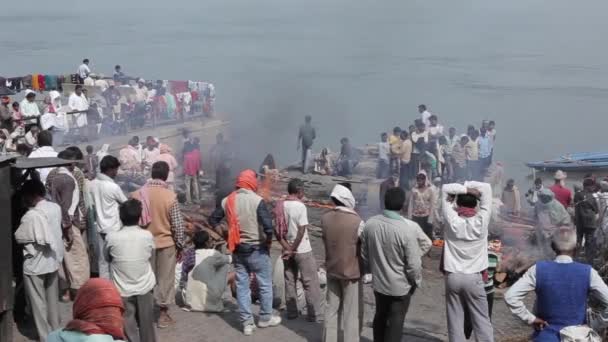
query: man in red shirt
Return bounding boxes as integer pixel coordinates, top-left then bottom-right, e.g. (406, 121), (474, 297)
(549, 170), (572, 209)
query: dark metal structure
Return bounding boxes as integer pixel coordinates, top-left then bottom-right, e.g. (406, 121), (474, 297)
(0, 155), (73, 341)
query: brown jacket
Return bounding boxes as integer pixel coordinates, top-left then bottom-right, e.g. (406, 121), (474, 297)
(132, 186), (177, 249)
(321, 209), (362, 280)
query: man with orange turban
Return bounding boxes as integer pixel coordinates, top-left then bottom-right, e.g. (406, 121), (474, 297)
(209, 169), (281, 336)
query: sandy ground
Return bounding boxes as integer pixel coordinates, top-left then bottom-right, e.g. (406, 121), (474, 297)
(12, 245), (531, 342)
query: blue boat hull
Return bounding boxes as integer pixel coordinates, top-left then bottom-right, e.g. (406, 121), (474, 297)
(527, 151), (608, 171)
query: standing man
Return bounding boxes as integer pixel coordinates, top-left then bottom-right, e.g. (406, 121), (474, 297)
(574, 178), (599, 264)
(274, 179), (322, 322)
(321, 184), (363, 342)
(418, 104), (431, 127)
(407, 171), (436, 240)
(141, 136), (160, 175)
(183, 137), (202, 204)
(88, 155), (128, 278)
(478, 127), (493, 178)
(501, 179), (521, 216)
(445, 127), (458, 181)
(388, 127), (402, 175)
(465, 129), (480, 181)
(132, 79), (148, 129)
(505, 227), (608, 341)
(376, 132), (390, 179)
(526, 178), (544, 207)
(46, 149), (90, 302)
(399, 130), (412, 190)
(68, 85), (89, 140)
(362, 187), (431, 342)
(441, 180), (494, 342)
(410, 119), (429, 176)
(428, 114), (444, 143)
(77, 59), (91, 84)
(549, 170), (573, 209)
(20, 91), (41, 127)
(451, 135), (468, 183)
(298, 115), (316, 174)
(113, 65), (127, 84)
(119, 137), (142, 176)
(132, 161), (186, 328)
(28, 131), (58, 184)
(105, 199), (157, 342)
(209, 169), (281, 336)
(14, 180), (64, 341)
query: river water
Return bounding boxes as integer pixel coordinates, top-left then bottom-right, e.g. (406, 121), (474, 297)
(2, 0), (608, 185)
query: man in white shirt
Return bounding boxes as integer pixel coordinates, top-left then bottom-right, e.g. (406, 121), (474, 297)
(28, 131), (58, 184)
(418, 104), (432, 127)
(106, 199), (157, 342)
(441, 181), (494, 342)
(142, 136), (160, 174)
(14, 180), (64, 341)
(377, 132), (390, 179)
(428, 114), (444, 142)
(68, 85), (89, 132)
(275, 179), (322, 322)
(77, 58), (91, 84)
(20, 91), (41, 127)
(88, 155), (128, 278)
(505, 227), (608, 340)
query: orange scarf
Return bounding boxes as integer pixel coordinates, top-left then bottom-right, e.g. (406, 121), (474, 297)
(226, 169), (258, 252)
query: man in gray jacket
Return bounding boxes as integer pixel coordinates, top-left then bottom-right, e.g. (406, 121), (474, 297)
(361, 187), (431, 342)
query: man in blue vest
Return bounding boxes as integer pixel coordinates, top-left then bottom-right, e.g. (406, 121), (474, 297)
(505, 227), (608, 341)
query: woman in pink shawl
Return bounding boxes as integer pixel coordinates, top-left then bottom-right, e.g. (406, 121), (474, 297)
(154, 144), (178, 190)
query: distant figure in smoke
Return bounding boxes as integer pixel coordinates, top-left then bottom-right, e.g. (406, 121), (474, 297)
(210, 133), (234, 208)
(314, 148), (333, 175)
(337, 137), (355, 178)
(376, 132), (390, 180)
(501, 179), (521, 216)
(478, 127), (493, 178)
(297, 115), (316, 174)
(534, 188), (571, 256)
(574, 178), (599, 264)
(526, 177), (544, 207)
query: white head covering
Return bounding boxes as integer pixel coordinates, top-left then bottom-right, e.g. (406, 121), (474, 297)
(330, 184), (356, 210)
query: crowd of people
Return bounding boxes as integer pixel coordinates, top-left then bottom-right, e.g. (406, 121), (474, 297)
(0, 59), (216, 156)
(11, 100), (608, 342)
